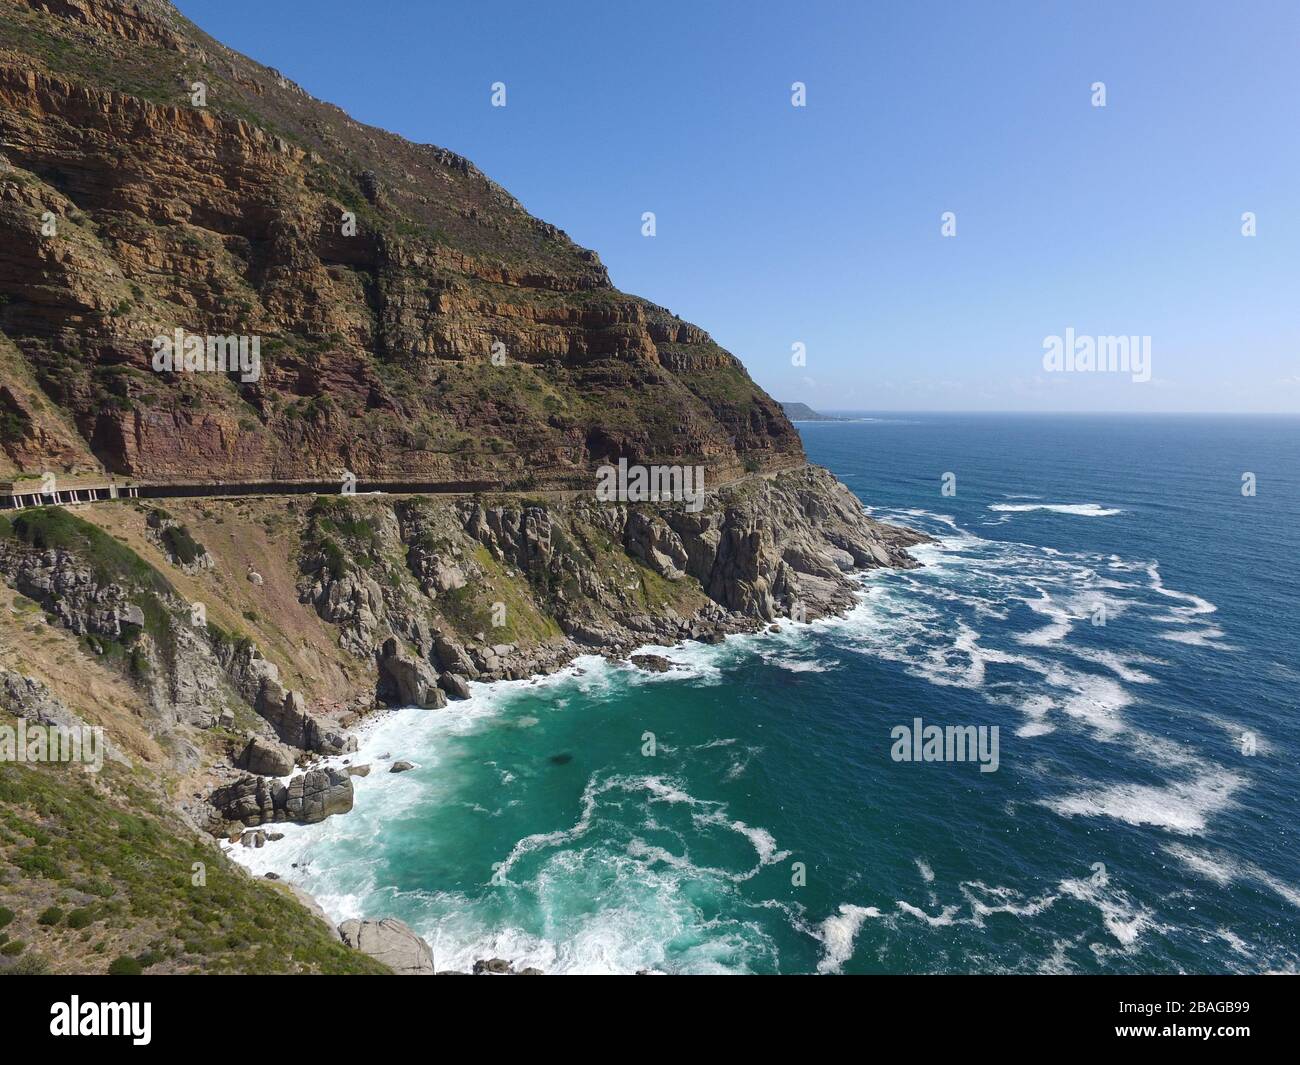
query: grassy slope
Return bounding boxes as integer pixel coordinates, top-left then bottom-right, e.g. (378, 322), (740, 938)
(0, 746), (387, 974)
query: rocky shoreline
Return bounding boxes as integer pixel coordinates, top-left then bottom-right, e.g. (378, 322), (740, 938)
(206, 474), (930, 973)
(0, 463), (929, 973)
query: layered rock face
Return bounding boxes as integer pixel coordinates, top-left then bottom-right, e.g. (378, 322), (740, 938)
(210, 766), (354, 827)
(0, 0), (800, 486)
(297, 464), (930, 683)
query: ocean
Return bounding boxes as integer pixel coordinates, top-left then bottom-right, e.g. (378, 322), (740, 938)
(232, 413), (1300, 974)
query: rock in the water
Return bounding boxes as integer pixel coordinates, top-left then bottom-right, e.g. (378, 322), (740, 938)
(390, 760), (415, 773)
(629, 654), (671, 673)
(338, 918), (434, 975)
(346, 764), (371, 777)
(284, 768), (354, 823)
(473, 957), (513, 975)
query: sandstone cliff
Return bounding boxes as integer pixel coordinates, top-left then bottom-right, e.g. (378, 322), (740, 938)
(0, 0), (799, 485)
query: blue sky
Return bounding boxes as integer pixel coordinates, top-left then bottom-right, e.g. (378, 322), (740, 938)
(177, 0), (1299, 412)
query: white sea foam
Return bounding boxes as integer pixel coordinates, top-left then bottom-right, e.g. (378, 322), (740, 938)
(1015, 588), (1074, 646)
(1163, 844), (1300, 909)
(814, 904), (882, 973)
(890, 872), (1161, 955)
(1043, 769), (1244, 835)
(988, 503), (1123, 517)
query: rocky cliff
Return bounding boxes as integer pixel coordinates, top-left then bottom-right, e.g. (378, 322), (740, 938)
(0, 0), (800, 485)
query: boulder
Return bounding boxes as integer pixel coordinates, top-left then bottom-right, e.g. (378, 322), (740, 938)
(433, 633), (478, 678)
(378, 637), (446, 708)
(338, 918), (434, 975)
(118, 602), (146, 631)
(238, 735), (296, 777)
(346, 764), (371, 777)
(390, 760), (415, 774)
(284, 768), (354, 823)
(212, 767), (353, 827)
(629, 654), (671, 673)
(473, 957), (513, 975)
(437, 671), (472, 700)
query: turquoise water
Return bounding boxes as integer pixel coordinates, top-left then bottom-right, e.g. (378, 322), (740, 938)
(234, 414), (1300, 974)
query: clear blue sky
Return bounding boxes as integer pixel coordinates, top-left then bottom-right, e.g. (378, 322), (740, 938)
(176, 0), (1299, 412)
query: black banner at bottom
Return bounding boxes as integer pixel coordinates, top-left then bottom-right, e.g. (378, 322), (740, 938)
(0, 974), (1284, 1050)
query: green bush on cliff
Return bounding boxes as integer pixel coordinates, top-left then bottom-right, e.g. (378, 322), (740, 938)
(161, 523), (206, 565)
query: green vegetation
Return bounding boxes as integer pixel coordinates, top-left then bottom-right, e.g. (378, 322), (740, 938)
(304, 496), (389, 580)
(2, 508), (177, 677)
(0, 403), (32, 445)
(6, 508), (172, 597)
(0, 753), (389, 974)
(160, 524), (206, 565)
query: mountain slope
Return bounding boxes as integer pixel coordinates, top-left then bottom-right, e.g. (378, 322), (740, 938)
(0, 0), (800, 485)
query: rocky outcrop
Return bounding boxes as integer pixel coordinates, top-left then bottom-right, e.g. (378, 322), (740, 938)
(256, 678), (357, 757)
(338, 918), (434, 975)
(437, 671), (471, 700)
(629, 654), (671, 673)
(377, 637), (446, 709)
(0, 544), (148, 646)
(210, 767), (353, 827)
(0, 0), (801, 489)
(472, 957), (544, 975)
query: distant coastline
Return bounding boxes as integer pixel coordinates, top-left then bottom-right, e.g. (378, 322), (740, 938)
(780, 402), (855, 422)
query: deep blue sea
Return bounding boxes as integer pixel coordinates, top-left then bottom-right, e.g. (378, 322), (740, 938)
(235, 413), (1300, 974)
